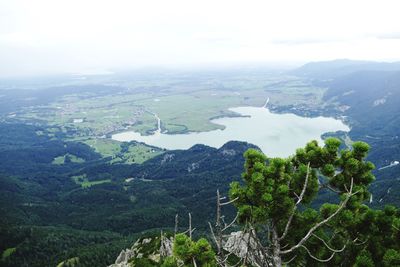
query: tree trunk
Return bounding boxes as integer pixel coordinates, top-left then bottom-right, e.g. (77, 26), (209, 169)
(272, 226), (282, 267)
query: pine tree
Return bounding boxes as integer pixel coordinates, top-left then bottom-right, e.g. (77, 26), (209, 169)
(229, 138), (375, 266)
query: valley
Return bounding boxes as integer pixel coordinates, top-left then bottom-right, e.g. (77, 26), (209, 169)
(1, 61), (400, 266)
(2, 0), (400, 265)
(2, 71), (327, 144)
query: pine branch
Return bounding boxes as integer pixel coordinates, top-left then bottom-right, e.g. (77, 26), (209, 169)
(279, 162), (310, 241)
(280, 177), (354, 255)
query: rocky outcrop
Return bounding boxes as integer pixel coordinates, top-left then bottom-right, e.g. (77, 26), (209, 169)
(110, 230), (273, 267)
(111, 249), (136, 267)
(223, 231), (270, 267)
(109, 234), (174, 267)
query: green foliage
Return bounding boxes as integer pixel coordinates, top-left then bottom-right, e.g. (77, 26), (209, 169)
(1, 248), (16, 261)
(0, 225), (136, 267)
(354, 250), (374, 267)
(229, 138), (391, 265)
(57, 257), (80, 267)
(172, 234), (216, 267)
(132, 258), (159, 267)
(383, 249), (400, 267)
(230, 138), (374, 227)
(347, 205), (400, 266)
(160, 256), (178, 267)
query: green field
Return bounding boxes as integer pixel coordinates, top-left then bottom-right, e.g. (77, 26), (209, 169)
(13, 73), (325, 163)
(71, 174), (111, 188)
(1, 248), (16, 261)
(18, 75), (324, 135)
(83, 138), (163, 164)
(52, 153), (85, 165)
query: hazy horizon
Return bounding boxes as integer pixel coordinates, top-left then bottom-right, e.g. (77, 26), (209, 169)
(1, 0), (400, 78)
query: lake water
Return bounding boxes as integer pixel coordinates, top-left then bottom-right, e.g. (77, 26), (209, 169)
(112, 106), (349, 157)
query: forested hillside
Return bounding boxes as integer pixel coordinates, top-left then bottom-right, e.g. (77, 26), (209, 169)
(291, 60), (400, 208)
(0, 123), (254, 266)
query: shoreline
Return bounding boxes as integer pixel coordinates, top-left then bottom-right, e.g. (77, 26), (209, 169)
(110, 101), (351, 140)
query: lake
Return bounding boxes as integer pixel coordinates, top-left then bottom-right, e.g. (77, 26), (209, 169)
(112, 106), (350, 157)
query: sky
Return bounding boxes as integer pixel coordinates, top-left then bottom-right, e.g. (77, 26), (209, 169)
(1, 0), (400, 77)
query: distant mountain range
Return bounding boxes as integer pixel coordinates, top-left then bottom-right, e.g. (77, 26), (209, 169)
(290, 59), (400, 79)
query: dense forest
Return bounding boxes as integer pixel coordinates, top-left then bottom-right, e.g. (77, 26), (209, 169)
(0, 122), (256, 266)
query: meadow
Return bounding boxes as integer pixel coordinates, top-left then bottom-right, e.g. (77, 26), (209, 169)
(15, 73), (325, 136)
(9, 72), (327, 164)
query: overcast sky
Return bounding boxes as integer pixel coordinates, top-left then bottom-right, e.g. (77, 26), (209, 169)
(1, 0), (400, 77)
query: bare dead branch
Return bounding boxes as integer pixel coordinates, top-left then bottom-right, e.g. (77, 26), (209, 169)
(352, 237), (368, 246)
(282, 255), (297, 265)
(301, 245), (336, 263)
(210, 189), (239, 265)
(222, 212), (239, 231)
(208, 222), (220, 250)
(344, 182), (350, 193)
(296, 163), (311, 205)
(220, 249), (235, 265)
(351, 190), (361, 196)
(320, 183), (341, 193)
(220, 197), (239, 206)
(180, 228), (196, 236)
(181, 229), (190, 235)
(216, 190), (223, 256)
(312, 233), (346, 253)
(221, 215), (227, 228)
(189, 213), (192, 240)
(174, 214), (178, 238)
(279, 162), (310, 241)
(224, 250), (235, 259)
(280, 177), (354, 255)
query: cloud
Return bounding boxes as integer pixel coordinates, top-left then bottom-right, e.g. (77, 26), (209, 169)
(271, 38), (345, 45)
(1, 0), (400, 77)
(375, 32), (400, 40)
